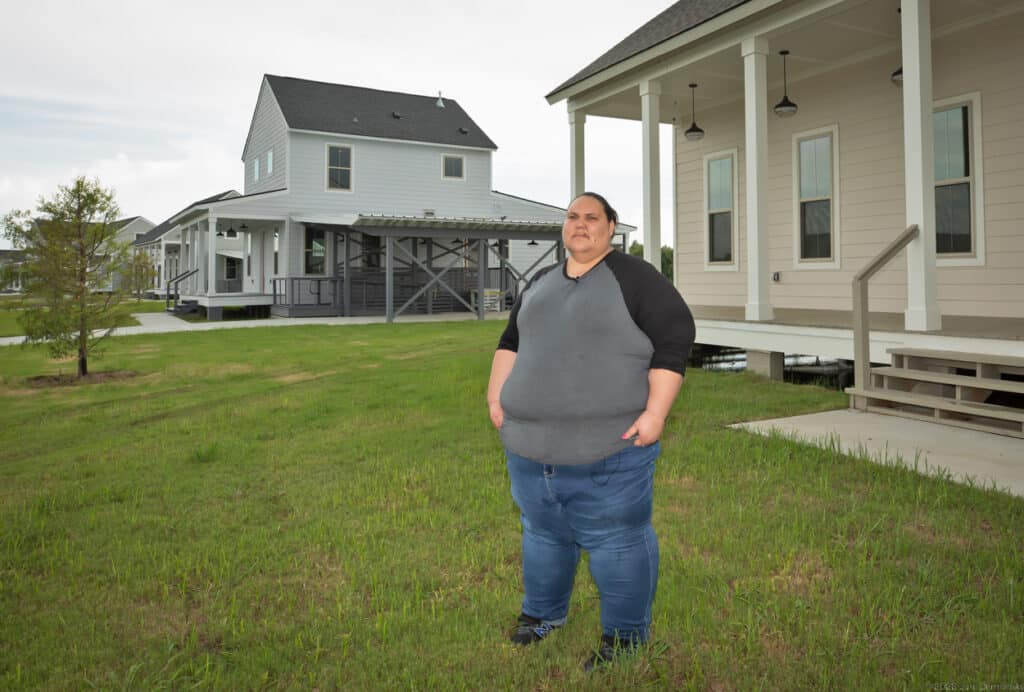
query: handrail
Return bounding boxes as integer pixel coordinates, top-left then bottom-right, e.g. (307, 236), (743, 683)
(851, 224), (919, 395)
(167, 268), (199, 310)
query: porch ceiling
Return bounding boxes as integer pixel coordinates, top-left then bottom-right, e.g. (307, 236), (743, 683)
(581, 0), (1021, 122)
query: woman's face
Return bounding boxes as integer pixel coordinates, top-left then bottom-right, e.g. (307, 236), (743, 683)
(562, 195), (615, 262)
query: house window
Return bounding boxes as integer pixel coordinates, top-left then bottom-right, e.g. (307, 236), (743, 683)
(443, 155), (464, 179)
(225, 257), (240, 279)
(254, 158), (260, 182)
(305, 228), (326, 275)
(795, 128), (837, 263)
(273, 231), (279, 274)
(704, 152), (736, 266)
(327, 145), (352, 190)
(934, 105), (971, 254)
(363, 234), (381, 269)
(266, 149), (273, 176)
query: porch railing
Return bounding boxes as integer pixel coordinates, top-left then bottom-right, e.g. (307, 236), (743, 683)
(851, 224), (919, 394)
(216, 279), (243, 293)
(166, 268), (199, 310)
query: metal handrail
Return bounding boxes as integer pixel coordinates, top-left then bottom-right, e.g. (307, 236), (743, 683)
(166, 268), (199, 310)
(852, 224), (919, 392)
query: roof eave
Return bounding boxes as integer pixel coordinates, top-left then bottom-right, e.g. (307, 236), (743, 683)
(545, 0), (777, 105)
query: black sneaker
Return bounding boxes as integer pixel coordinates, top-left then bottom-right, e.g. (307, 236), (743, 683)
(510, 613), (559, 646)
(582, 634), (637, 671)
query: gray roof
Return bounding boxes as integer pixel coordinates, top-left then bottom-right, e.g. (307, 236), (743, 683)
(111, 216), (140, 230)
(133, 190), (239, 246)
(265, 75), (497, 150)
(548, 0), (752, 98)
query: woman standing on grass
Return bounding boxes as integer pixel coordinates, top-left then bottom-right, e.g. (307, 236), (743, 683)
(486, 192), (696, 670)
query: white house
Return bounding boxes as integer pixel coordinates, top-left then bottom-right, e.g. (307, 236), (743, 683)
(547, 0), (1023, 436)
(136, 75), (633, 320)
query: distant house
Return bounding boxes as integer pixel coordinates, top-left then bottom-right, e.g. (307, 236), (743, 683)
(136, 75), (633, 320)
(0, 249), (25, 293)
(111, 216), (155, 246)
(547, 0), (1023, 437)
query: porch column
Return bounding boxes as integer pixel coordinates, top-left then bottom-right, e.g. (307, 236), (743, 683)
(569, 110), (586, 198)
(160, 237), (166, 290)
(342, 232), (351, 316)
(741, 37), (774, 321)
(901, 0), (941, 331)
(385, 235), (394, 323)
(207, 216), (218, 297)
(477, 239), (486, 321)
(640, 79), (661, 269)
(425, 239), (433, 314)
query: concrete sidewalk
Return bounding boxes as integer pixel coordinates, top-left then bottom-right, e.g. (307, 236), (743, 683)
(733, 409), (1024, 497)
(0, 310), (485, 347)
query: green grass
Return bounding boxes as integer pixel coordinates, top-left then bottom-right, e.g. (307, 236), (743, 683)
(0, 322), (1021, 689)
(0, 299), (168, 337)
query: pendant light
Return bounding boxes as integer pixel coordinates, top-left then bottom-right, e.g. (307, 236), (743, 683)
(773, 50), (798, 117)
(891, 8), (903, 86)
(684, 83), (705, 141)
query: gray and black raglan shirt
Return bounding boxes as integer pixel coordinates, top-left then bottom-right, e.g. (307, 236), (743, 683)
(497, 250), (696, 465)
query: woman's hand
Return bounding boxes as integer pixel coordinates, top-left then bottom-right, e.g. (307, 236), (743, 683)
(488, 400), (505, 429)
(621, 410), (665, 446)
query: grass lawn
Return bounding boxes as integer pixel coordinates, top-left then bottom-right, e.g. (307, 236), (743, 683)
(0, 322), (1021, 689)
(0, 299), (169, 337)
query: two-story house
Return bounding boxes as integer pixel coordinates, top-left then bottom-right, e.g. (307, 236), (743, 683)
(137, 75), (632, 320)
(547, 0), (1023, 437)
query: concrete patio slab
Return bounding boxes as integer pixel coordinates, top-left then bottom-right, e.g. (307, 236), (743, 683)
(732, 408), (1024, 497)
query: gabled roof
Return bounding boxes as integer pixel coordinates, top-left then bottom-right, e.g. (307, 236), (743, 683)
(264, 75), (498, 150)
(133, 190), (239, 246)
(547, 0), (752, 99)
(111, 216), (141, 230)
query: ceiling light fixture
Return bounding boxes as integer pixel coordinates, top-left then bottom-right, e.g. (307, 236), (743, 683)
(773, 50), (798, 117)
(684, 83), (705, 141)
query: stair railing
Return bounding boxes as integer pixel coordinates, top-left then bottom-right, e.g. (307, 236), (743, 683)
(166, 268), (199, 310)
(851, 224), (919, 397)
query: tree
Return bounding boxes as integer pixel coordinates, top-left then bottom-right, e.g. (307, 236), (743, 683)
(123, 250), (157, 301)
(627, 240), (673, 280)
(1, 177), (131, 377)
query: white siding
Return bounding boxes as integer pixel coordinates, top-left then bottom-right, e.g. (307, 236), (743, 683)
(243, 79), (288, 195)
(674, 13), (1024, 319)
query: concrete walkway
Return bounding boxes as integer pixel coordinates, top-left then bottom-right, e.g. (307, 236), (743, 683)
(733, 409), (1024, 497)
(0, 310), (486, 347)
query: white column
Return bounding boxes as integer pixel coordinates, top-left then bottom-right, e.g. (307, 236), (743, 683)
(742, 37), (774, 321)
(207, 216), (218, 296)
(160, 237), (166, 290)
(640, 79), (661, 269)
(569, 110), (586, 199)
(901, 0), (941, 331)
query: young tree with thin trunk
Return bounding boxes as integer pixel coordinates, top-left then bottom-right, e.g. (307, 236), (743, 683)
(1, 177), (130, 377)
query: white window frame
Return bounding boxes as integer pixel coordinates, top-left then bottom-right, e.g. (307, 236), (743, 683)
(702, 148), (740, 272)
(934, 92), (985, 267)
(266, 149), (273, 176)
(253, 157), (260, 182)
(791, 124), (841, 270)
(325, 142), (354, 193)
(442, 154), (465, 180)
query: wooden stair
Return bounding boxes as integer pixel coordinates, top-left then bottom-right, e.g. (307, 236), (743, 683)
(846, 348), (1024, 438)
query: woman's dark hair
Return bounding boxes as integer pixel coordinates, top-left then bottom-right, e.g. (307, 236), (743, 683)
(573, 191), (618, 224)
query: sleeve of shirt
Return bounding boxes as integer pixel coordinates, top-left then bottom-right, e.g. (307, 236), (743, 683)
(607, 253), (696, 375)
(496, 263), (557, 353)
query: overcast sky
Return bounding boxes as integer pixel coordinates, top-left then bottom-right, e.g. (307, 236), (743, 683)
(0, 0), (678, 250)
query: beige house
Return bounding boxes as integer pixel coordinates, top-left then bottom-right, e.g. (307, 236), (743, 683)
(548, 0), (1023, 436)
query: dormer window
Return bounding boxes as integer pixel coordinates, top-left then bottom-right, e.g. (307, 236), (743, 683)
(267, 149), (273, 176)
(327, 145), (353, 191)
(254, 158), (260, 182)
(443, 155), (464, 180)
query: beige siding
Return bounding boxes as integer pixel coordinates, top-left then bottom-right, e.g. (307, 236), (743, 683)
(674, 13), (1024, 318)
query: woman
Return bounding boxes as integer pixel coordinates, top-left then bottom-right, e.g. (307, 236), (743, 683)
(487, 192), (696, 669)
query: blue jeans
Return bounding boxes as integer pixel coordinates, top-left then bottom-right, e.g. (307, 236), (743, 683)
(506, 442), (660, 643)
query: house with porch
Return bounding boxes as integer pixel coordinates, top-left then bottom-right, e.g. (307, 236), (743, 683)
(136, 75), (632, 321)
(547, 0), (1023, 436)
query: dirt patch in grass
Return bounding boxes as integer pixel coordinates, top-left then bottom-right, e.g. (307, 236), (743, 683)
(273, 369), (338, 384)
(902, 513), (969, 549)
(27, 370), (139, 387)
(768, 553), (832, 596)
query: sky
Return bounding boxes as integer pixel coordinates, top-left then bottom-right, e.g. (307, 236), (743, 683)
(0, 0), (679, 250)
